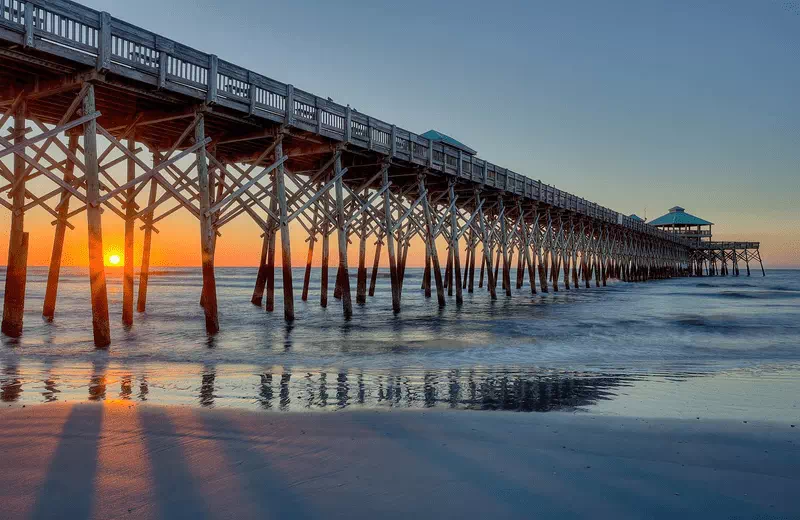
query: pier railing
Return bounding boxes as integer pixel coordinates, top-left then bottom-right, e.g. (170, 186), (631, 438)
(0, 0), (689, 248)
(698, 241), (760, 250)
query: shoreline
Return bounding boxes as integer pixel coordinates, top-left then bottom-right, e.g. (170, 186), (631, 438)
(1, 402), (797, 519)
(2, 359), (799, 421)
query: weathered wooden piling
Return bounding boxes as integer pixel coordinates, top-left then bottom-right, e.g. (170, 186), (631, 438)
(265, 183), (278, 312)
(368, 238), (382, 297)
(320, 205), (330, 308)
(136, 174), (159, 313)
(1, 100), (27, 337)
(475, 191), (497, 300)
(444, 248), (453, 295)
(83, 86), (112, 347)
(383, 165), (401, 314)
(462, 241), (471, 290)
(449, 182), (463, 305)
(301, 212), (317, 302)
(43, 133), (79, 320)
(421, 177), (445, 307)
(195, 114), (219, 334)
(275, 139), (295, 321)
(423, 248), (432, 298)
(467, 235), (477, 293)
(251, 233), (270, 306)
(478, 252), (485, 289)
(356, 198), (368, 304)
(122, 138), (136, 326)
(334, 155), (352, 318)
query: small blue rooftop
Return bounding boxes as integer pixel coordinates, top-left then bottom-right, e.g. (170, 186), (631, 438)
(648, 206), (713, 227)
(629, 214), (644, 222)
(421, 130), (477, 155)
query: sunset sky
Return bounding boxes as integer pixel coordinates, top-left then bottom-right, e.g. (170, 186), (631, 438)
(1, 0), (798, 268)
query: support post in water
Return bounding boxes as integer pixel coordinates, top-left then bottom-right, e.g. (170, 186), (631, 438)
(421, 176), (445, 307)
(251, 233), (269, 306)
(320, 187), (331, 308)
(1, 98), (28, 336)
(122, 137), (136, 326)
(468, 229), (477, 293)
(196, 114), (219, 333)
(43, 133), (78, 320)
(356, 190), (368, 304)
(137, 171), (158, 313)
(383, 164), (401, 313)
(302, 209), (318, 302)
(265, 179), (278, 312)
(83, 85), (111, 347)
(369, 236), (382, 297)
(449, 181), (463, 305)
(334, 154), (353, 318)
(274, 138), (295, 321)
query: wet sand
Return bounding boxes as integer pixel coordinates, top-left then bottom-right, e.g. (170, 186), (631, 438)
(0, 403), (797, 519)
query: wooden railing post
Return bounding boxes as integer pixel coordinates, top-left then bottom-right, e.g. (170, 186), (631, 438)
(97, 11), (111, 71)
(206, 55), (218, 104)
(285, 84), (295, 125)
(23, 2), (34, 48)
(345, 105), (352, 142)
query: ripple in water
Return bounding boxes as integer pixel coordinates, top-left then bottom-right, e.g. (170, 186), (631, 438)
(0, 267), (798, 419)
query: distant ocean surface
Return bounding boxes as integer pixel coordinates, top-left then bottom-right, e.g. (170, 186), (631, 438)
(1, 266), (798, 421)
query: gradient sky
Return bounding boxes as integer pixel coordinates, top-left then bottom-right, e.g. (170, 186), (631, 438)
(2, 0), (798, 267)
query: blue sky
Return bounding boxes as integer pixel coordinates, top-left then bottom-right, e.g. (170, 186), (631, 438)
(81, 0), (800, 265)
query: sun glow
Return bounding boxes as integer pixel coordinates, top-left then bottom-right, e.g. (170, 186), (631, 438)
(108, 254), (121, 266)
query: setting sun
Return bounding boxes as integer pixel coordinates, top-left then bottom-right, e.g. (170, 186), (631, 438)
(108, 254), (121, 266)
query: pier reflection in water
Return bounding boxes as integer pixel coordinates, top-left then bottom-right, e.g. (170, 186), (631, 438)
(0, 361), (635, 413)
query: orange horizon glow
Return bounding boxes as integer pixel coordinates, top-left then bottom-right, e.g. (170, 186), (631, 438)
(0, 166), (796, 269)
(0, 205), (797, 269)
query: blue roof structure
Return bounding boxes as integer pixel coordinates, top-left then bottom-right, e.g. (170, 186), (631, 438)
(648, 206), (713, 227)
(421, 130), (477, 155)
(629, 214), (644, 222)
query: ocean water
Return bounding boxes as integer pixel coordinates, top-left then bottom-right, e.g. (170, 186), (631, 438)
(1, 266), (798, 421)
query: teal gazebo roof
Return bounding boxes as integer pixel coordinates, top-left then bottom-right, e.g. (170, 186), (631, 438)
(629, 214), (644, 222)
(648, 206), (713, 227)
(421, 130), (477, 155)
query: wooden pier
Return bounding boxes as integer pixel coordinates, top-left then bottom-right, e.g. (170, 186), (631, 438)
(0, 0), (762, 346)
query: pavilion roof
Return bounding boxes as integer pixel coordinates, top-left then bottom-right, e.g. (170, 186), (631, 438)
(420, 130), (477, 155)
(649, 206), (713, 226)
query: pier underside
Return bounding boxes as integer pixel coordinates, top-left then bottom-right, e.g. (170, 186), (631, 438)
(0, 0), (760, 346)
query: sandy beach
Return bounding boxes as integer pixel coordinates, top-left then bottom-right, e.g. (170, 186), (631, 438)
(0, 403), (796, 519)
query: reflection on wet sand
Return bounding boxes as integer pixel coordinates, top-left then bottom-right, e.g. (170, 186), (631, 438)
(1, 362), (21, 402)
(120, 375), (133, 400)
(200, 367), (216, 407)
(0, 360), (636, 412)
